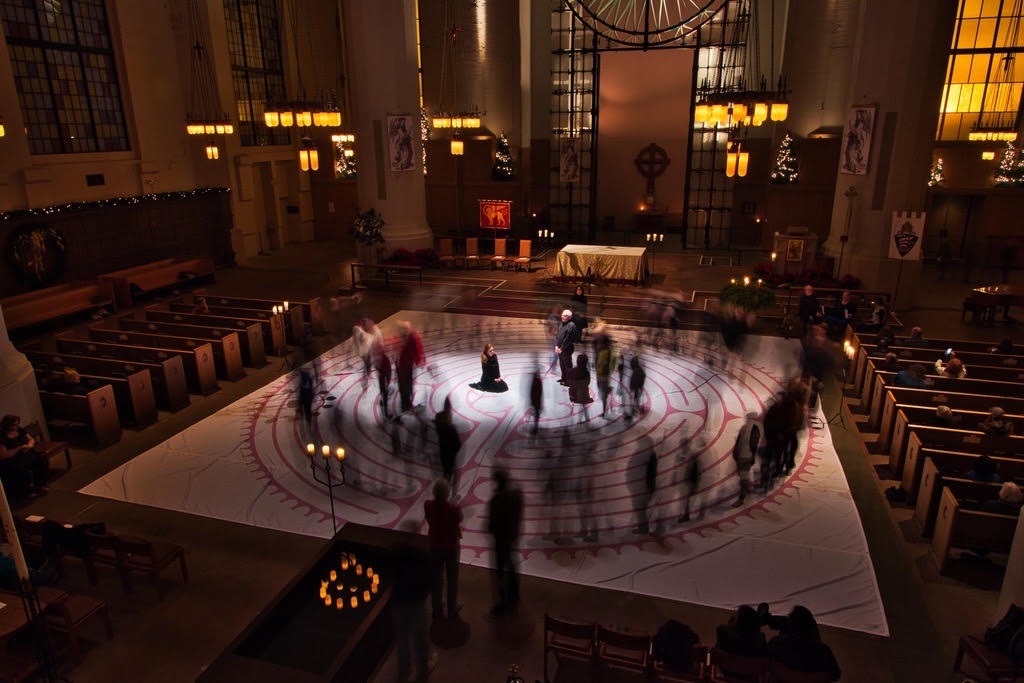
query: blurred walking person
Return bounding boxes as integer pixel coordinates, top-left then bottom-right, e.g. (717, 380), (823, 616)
(424, 478), (463, 622)
(397, 321), (425, 413)
(487, 470), (524, 615)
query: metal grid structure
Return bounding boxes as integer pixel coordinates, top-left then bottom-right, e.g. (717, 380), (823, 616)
(0, 0), (129, 154)
(685, 0), (749, 249)
(550, 1), (600, 243)
(223, 0), (289, 147)
(550, 0), (750, 248)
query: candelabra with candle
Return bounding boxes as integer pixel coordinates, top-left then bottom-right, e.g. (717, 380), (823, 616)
(306, 443), (346, 534)
(645, 232), (664, 279)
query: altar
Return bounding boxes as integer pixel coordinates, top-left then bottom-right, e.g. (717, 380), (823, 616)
(556, 244), (650, 285)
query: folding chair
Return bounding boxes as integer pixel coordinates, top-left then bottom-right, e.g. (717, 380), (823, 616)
(708, 647), (769, 682)
(596, 624), (651, 681)
(544, 613), (596, 683)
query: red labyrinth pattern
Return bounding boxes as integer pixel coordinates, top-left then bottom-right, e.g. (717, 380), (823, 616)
(239, 317), (819, 559)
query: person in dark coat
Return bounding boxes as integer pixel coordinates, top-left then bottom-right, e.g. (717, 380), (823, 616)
(555, 309), (578, 385)
(0, 415), (48, 499)
(627, 355), (646, 420)
(424, 477), (463, 621)
(716, 605), (768, 659)
(375, 345), (393, 418)
(486, 470), (523, 615)
(568, 354), (593, 422)
(763, 605), (841, 681)
(434, 402), (461, 488)
(632, 446), (658, 534)
(396, 321), (425, 413)
(470, 344), (508, 393)
(529, 365), (544, 433)
(297, 369), (315, 428)
(797, 285), (822, 324)
(733, 413), (761, 506)
(390, 528), (434, 682)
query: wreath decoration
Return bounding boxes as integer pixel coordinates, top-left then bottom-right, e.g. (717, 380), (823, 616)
(7, 222), (68, 288)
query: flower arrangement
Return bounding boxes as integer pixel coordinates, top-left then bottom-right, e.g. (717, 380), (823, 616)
(351, 208), (385, 246)
(384, 248), (439, 267)
(719, 282), (777, 311)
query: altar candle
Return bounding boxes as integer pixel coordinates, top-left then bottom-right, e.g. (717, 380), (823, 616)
(336, 447), (345, 461)
(322, 444), (330, 458)
(283, 301), (289, 311)
(307, 443), (315, 456)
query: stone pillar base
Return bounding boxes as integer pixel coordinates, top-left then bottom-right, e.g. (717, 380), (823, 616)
(0, 353), (48, 440)
(384, 224), (434, 253)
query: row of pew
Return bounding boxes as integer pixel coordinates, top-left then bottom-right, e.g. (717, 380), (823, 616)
(22, 293), (323, 449)
(844, 327), (1024, 574)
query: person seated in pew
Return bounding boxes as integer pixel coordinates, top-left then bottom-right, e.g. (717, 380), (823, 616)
(967, 455), (1002, 484)
(880, 353), (900, 372)
(875, 325), (897, 350)
(980, 406), (1015, 436)
(993, 337), (1015, 354)
(934, 354), (967, 378)
(859, 301), (888, 333)
(981, 482), (1024, 516)
(797, 285), (823, 325)
(905, 326), (929, 347)
(823, 290), (856, 337)
(759, 604), (841, 681)
(0, 415), (49, 499)
(38, 368), (92, 396)
(893, 363), (928, 388)
(192, 296), (211, 314)
(716, 605), (768, 659)
(933, 405), (961, 428)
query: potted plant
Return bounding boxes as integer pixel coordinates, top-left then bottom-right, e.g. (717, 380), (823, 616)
(352, 208), (385, 263)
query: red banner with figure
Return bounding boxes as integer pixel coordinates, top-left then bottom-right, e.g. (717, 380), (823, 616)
(479, 200), (511, 230)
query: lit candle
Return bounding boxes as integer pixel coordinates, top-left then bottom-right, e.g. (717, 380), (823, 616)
(366, 567), (373, 578)
(371, 583), (379, 594)
(350, 596), (358, 608)
(372, 573), (379, 584)
(646, 234), (651, 241)
(329, 570), (337, 581)
(350, 585), (356, 592)
(551, 233), (554, 239)
(336, 583), (343, 591)
(283, 301), (289, 311)
(324, 596), (332, 606)
(336, 597), (344, 609)
(341, 559), (349, 570)
(743, 276), (750, 286)
(307, 443), (315, 456)
(659, 234), (664, 242)
(322, 444), (330, 458)
(319, 586), (327, 599)
(356, 565), (363, 575)
(730, 278), (737, 284)
(336, 447), (345, 461)
(537, 230), (542, 237)
(770, 252), (777, 262)
(363, 590), (371, 602)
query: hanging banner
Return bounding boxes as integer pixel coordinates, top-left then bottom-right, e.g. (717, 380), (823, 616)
(479, 200), (512, 230)
(559, 139), (581, 183)
(888, 211), (926, 260)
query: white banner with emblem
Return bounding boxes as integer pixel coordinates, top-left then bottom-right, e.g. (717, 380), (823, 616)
(888, 211), (926, 261)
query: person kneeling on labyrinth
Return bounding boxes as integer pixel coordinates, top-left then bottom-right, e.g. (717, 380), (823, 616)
(470, 344), (509, 393)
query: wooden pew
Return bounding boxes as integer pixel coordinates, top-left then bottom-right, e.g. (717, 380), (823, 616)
(888, 406), (1023, 474)
(932, 486), (1019, 573)
(858, 354), (1024, 403)
(847, 330), (1018, 381)
(197, 293), (323, 336)
(100, 257), (215, 308)
(57, 336), (217, 396)
(90, 325), (244, 382)
(164, 303), (286, 355)
(867, 371), (1024, 431)
(1, 280), (116, 332)
(852, 343), (1024, 396)
(189, 300), (303, 346)
(878, 387), (1024, 453)
(914, 458), (1010, 536)
(902, 430), (1024, 503)
(36, 368), (157, 430)
(119, 317), (266, 369)
(141, 311), (266, 368)
(182, 292), (308, 343)
(39, 384), (121, 449)
(26, 349), (189, 412)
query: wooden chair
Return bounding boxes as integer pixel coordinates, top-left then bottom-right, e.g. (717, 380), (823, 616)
(651, 644), (709, 681)
(769, 661), (835, 683)
(596, 624), (651, 680)
(954, 635), (1024, 682)
(465, 238), (481, 269)
(24, 421), (72, 471)
(514, 240), (532, 272)
(438, 238), (462, 269)
(708, 647), (769, 682)
(491, 238), (508, 269)
(43, 593), (114, 664)
(84, 530), (122, 586)
(543, 613), (596, 683)
(116, 534), (189, 598)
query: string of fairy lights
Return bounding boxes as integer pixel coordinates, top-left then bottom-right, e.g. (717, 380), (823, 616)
(0, 188), (231, 223)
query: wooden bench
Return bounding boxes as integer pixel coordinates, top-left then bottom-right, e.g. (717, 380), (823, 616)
(140, 311), (267, 367)
(902, 430), (1024, 503)
(350, 262), (424, 290)
(36, 368), (157, 430)
(867, 371), (1024, 431)
(932, 486), (1018, 573)
(119, 317), (266, 369)
(1, 280), (116, 332)
(955, 635), (1024, 682)
(23, 421), (71, 471)
(100, 256), (214, 308)
(189, 291), (323, 338)
(163, 304), (286, 356)
(39, 384), (121, 449)
(27, 349), (189, 412)
(847, 330), (1016, 380)
(858, 354), (1024, 405)
(878, 387), (1024, 454)
(91, 325), (244, 382)
(913, 459), (1011, 537)
(57, 336), (217, 397)
(852, 343), (1024, 396)
(888, 406), (1023, 475)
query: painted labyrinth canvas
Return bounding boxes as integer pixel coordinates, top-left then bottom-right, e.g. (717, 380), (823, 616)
(81, 312), (888, 636)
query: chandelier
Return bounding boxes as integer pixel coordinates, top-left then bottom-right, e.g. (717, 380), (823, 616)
(432, 1), (483, 155)
(184, 0), (234, 161)
(968, 1), (1023, 146)
(263, 0), (342, 143)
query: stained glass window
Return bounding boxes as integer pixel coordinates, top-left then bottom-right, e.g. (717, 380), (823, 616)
(223, 0), (288, 146)
(0, 0), (130, 154)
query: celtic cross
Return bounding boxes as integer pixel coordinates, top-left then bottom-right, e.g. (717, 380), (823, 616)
(634, 142), (670, 206)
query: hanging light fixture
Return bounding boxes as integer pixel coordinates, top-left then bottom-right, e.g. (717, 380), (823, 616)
(205, 142), (219, 160)
(433, 3), (483, 154)
(732, 102), (748, 121)
(726, 142), (738, 177)
(982, 150), (997, 160)
(0, 117), (5, 137)
(694, 102), (709, 123)
(737, 147), (750, 177)
(184, 0), (234, 146)
(450, 137), (464, 156)
(770, 100), (788, 121)
(298, 136), (319, 171)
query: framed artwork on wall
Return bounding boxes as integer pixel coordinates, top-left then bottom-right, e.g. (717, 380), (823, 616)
(839, 104), (877, 175)
(786, 238), (804, 262)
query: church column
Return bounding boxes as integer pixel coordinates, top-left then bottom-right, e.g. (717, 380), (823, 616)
(345, 0), (432, 252)
(823, 0), (956, 309)
(0, 305), (47, 439)
(998, 506), (1024, 617)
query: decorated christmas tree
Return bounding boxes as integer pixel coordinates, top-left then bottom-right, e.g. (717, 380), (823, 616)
(927, 157), (944, 187)
(995, 141), (1024, 186)
(768, 133), (799, 184)
(491, 133), (516, 181)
